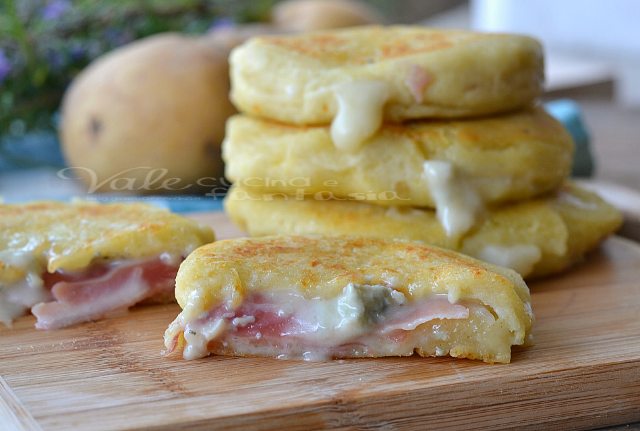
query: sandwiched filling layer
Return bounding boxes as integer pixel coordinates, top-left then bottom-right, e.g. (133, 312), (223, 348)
(1, 255), (180, 329)
(165, 284), (512, 362)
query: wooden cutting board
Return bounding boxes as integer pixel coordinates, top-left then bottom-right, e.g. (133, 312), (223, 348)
(1, 212), (640, 431)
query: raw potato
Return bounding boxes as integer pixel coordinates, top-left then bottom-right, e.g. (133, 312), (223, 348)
(205, 0), (382, 55)
(273, 0), (382, 31)
(207, 24), (286, 54)
(208, 0), (382, 54)
(60, 33), (236, 194)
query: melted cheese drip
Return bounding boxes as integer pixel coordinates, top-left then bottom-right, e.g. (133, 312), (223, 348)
(0, 251), (49, 326)
(183, 318), (227, 360)
(478, 245), (542, 276)
(423, 161), (482, 237)
(330, 80), (389, 152)
(558, 189), (601, 210)
(0, 277), (49, 326)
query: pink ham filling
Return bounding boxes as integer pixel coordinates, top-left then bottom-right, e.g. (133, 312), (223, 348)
(381, 297), (469, 332)
(173, 294), (470, 355)
(404, 64), (432, 103)
(32, 257), (179, 330)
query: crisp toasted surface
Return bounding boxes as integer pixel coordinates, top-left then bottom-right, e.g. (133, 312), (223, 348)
(230, 26), (543, 123)
(225, 183), (622, 279)
(0, 201), (215, 283)
(173, 235), (532, 362)
(223, 107), (573, 207)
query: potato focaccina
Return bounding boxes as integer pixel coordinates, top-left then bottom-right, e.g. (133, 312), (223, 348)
(164, 236), (533, 364)
(0, 201), (214, 329)
(224, 183), (622, 279)
(230, 26), (543, 150)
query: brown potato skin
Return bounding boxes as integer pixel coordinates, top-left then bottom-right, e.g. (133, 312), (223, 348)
(206, 24), (286, 54)
(60, 33), (236, 194)
(272, 0), (382, 32)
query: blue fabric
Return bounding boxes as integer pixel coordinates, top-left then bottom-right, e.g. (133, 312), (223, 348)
(0, 131), (65, 172)
(544, 99), (594, 177)
(83, 195), (225, 213)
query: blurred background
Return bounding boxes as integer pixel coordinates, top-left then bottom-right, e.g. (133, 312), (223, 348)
(1, 0), (639, 206)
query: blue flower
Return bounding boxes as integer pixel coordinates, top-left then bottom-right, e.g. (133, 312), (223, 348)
(0, 50), (11, 83)
(42, 0), (71, 21)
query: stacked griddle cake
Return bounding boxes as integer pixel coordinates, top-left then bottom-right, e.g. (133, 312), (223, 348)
(223, 26), (621, 279)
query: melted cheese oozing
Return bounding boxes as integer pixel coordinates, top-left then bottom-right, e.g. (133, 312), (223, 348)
(183, 318), (227, 360)
(0, 251), (49, 326)
(558, 189), (601, 210)
(330, 80), (389, 152)
(0, 277), (50, 326)
(300, 283), (407, 345)
(423, 161), (483, 237)
(478, 245), (542, 276)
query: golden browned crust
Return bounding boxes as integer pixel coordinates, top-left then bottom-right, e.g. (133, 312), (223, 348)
(264, 29), (481, 64)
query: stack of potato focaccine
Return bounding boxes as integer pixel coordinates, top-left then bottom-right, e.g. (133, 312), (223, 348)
(223, 26), (622, 279)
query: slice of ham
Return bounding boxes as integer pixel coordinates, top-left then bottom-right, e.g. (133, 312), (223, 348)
(381, 296), (469, 333)
(32, 258), (178, 330)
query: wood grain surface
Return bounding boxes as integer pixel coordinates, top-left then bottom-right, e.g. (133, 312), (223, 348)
(1, 213), (640, 431)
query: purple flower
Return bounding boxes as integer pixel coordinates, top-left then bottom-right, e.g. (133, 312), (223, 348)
(41, 0), (71, 21)
(0, 50), (11, 83)
(104, 28), (134, 47)
(70, 45), (86, 62)
(208, 17), (235, 32)
(46, 49), (65, 71)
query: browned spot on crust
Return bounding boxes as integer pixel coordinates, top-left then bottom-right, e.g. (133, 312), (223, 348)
(213, 240), (302, 259)
(267, 34), (346, 58)
(300, 269), (320, 290)
(196, 236), (500, 288)
(381, 40), (452, 59)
